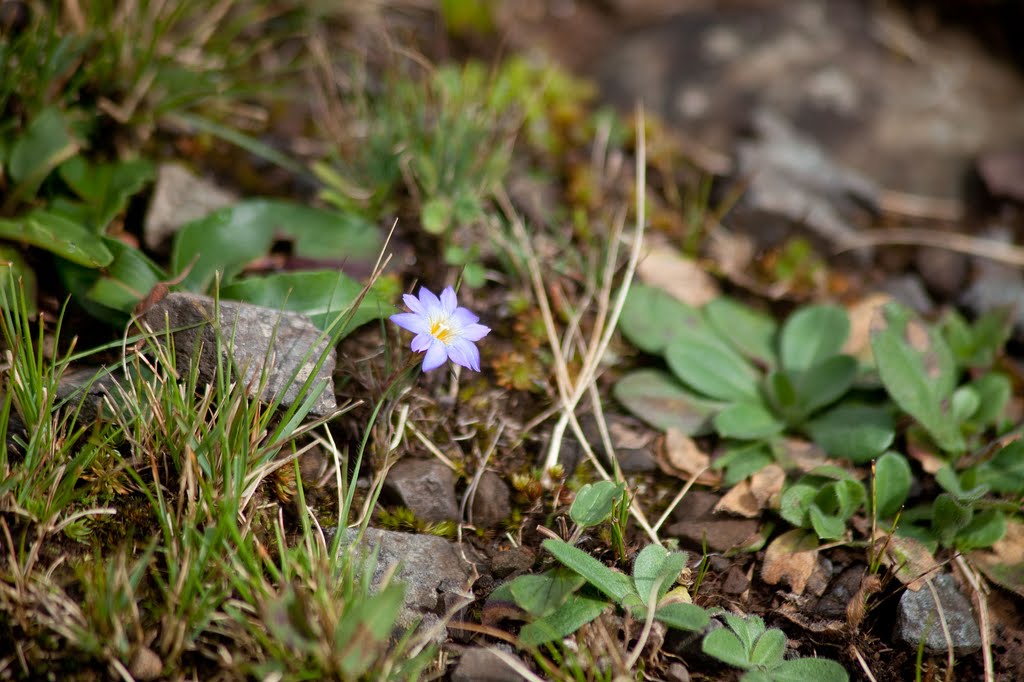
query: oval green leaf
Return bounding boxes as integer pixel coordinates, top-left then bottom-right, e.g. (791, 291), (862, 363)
(0, 210), (112, 267)
(666, 328), (760, 402)
(612, 369), (721, 435)
(780, 304), (849, 372)
(713, 402), (785, 440)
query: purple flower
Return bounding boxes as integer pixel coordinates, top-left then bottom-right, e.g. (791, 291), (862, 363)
(390, 286), (491, 372)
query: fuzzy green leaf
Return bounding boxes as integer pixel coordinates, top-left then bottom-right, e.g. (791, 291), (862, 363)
(771, 657), (850, 682)
(713, 402), (785, 440)
(703, 628), (753, 669)
(805, 403), (895, 463)
(666, 328), (761, 402)
(619, 283), (707, 355)
(508, 568), (585, 617)
(655, 602), (710, 632)
(874, 452), (911, 519)
(871, 307), (964, 454)
(750, 628), (787, 668)
(613, 369), (722, 435)
(780, 304), (849, 372)
(704, 297), (778, 368)
(632, 545), (688, 607)
(570, 481), (622, 529)
(542, 539), (634, 604)
(518, 594), (608, 647)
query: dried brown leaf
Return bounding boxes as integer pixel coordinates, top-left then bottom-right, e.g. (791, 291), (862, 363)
(715, 464), (785, 518)
(659, 428), (721, 486)
(761, 528), (820, 595)
(638, 240), (720, 307)
(842, 293), (892, 358)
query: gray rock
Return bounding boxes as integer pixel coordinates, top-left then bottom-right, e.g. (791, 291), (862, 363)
(665, 662), (691, 682)
(55, 366), (127, 424)
(895, 573), (981, 656)
(144, 163), (237, 251)
(734, 109), (877, 257)
(140, 292), (336, 417)
(334, 528), (479, 636)
(596, 2), (1024, 199)
(451, 646), (523, 682)
(384, 458), (460, 523)
(470, 470), (512, 528)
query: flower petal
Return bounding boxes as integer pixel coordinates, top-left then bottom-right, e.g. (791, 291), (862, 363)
(460, 323), (491, 342)
(440, 286), (458, 313)
(402, 293), (425, 315)
(446, 338), (481, 371)
(450, 307), (479, 327)
(417, 287), (442, 315)
(390, 312), (430, 335)
(410, 333), (434, 352)
(421, 342), (448, 371)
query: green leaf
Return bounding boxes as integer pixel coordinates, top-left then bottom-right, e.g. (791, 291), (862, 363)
(508, 568), (585, 617)
(518, 593), (607, 647)
(932, 493), (973, 546)
(613, 369), (722, 435)
(83, 238), (164, 313)
(955, 509), (1006, 551)
(943, 307), (1013, 369)
(750, 628), (787, 668)
(7, 107), (79, 197)
(0, 246), (37, 317)
(779, 483), (818, 527)
(966, 373), (1011, 428)
(771, 657), (850, 682)
(704, 297), (778, 368)
(871, 307), (964, 454)
(974, 441), (1024, 494)
(723, 613), (765, 653)
(542, 539), (634, 604)
(818, 479), (867, 520)
(950, 386), (980, 424)
(570, 481), (622, 529)
(790, 355), (858, 419)
(421, 196), (452, 234)
(0, 210), (112, 267)
(779, 304), (849, 372)
(874, 452), (911, 519)
(809, 505), (847, 540)
(171, 199), (382, 293)
(218, 271), (393, 335)
(717, 441), (775, 486)
(59, 156), (155, 231)
(619, 283), (707, 355)
(632, 545), (688, 607)
(655, 602), (709, 632)
(805, 403), (895, 463)
(666, 328), (761, 402)
(713, 402), (785, 440)
(335, 582), (405, 677)
(703, 628), (753, 669)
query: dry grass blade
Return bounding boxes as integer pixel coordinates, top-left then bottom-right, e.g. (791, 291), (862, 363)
(837, 228), (1024, 266)
(955, 555), (994, 682)
(499, 105), (658, 544)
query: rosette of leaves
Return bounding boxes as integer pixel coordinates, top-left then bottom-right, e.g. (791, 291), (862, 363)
(701, 613), (848, 682)
(615, 286), (895, 481)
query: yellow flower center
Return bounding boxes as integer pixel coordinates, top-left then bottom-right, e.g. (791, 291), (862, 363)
(430, 319), (453, 344)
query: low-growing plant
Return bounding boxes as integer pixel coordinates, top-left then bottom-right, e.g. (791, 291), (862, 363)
(616, 286), (894, 482)
(701, 613), (848, 682)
